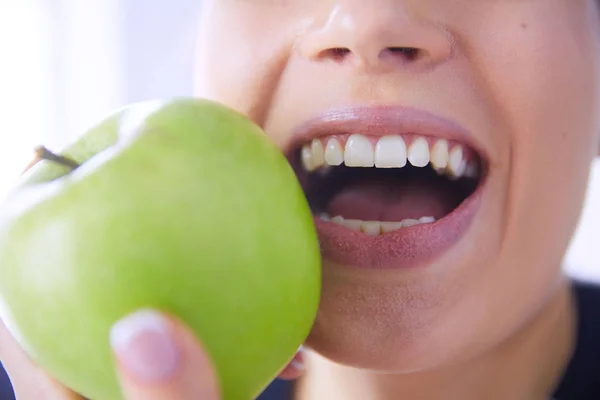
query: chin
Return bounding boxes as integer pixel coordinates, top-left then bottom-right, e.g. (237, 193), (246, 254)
(299, 259), (479, 373)
(303, 299), (497, 374)
(302, 255), (568, 375)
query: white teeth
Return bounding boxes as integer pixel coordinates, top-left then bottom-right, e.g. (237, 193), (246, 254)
(464, 162), (479, 179)
(302, 136), (479, 180)
(329, 215), (362, 231)
(380, 221), (405, 233)
(301, 145), (316, 171)
(318, 213), (330, 221)
(311, 139), (325, 168)
(344, 134), (375, 167)
(419, 216), (436, 224)
(401, 219), (420, 228)
(430, 139), (449, 170)
(361, 221), (381, 236)
(374, 135), (407, 168)
(331, 215), (363, 231)
(407, 137), (430, 167)
(326, 215), (436, 235)
(325, 138), (344, 166)
(338, 218), (363, 230)
(448, 146), (466, 178)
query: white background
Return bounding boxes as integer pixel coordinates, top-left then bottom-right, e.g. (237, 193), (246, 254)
(0, 0), (598, 279)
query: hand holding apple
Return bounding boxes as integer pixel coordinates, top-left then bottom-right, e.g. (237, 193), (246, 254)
(1, 308), (225, 400)
(0, 98), (321, 400)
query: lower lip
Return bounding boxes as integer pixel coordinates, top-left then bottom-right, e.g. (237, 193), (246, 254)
(313, 178), (486, 269)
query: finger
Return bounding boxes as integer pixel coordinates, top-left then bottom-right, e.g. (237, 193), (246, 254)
(277, 347), (306, 381)
(110, 309), (220, 400)
(0, 320), (83, 399)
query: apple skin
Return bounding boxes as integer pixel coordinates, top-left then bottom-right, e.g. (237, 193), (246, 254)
(0, 98), (321, 400)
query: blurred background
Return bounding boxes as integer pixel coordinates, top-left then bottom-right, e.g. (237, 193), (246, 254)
(0, 0), (598, 398)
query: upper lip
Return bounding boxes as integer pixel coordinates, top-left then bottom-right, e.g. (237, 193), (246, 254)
(285, 105), (488, 161)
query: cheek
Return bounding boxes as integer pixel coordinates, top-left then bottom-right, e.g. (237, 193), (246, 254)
(455, 6), (600, 351)
(194, 7), (299, 136)
(473, 9), (600, 272)
(195, 32), (270, 121)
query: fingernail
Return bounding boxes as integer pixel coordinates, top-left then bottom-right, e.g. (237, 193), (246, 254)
(110, 309), (180, 383)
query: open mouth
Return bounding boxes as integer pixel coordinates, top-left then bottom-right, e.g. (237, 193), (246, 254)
(286, 106), (488, 269)
(293, 134), (483, 235)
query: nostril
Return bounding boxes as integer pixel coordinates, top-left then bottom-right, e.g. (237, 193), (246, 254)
(321, 47), (351, 62)
(386, 47), (421, 61)
(314, 46), (423, 65)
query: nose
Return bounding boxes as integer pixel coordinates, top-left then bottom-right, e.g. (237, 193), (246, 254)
(298, 2), (453, 71)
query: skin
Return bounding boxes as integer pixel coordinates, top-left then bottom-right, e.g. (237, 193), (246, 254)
(1, 0), (600, 399)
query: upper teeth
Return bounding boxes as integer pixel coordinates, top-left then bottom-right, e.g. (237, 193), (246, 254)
(344, 134), (375, 167)
(407, 137), (430, 168)
(301, 134), (478, 179)
(325, 138), (344, 166)
(430, 139), (449, 170)
(375, 135), (407, 168)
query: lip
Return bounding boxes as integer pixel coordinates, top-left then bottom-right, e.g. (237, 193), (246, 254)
(286, 105), (488, 160)
(314, 177), (485, 269)
(288, 105), (488, 269)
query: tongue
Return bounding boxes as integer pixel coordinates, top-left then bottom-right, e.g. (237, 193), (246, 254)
(327, 176), (465, 221)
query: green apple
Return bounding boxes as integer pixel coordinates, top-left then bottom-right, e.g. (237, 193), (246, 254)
(0, 98), (321, 400)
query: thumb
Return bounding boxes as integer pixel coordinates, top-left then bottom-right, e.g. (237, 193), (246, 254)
(110, 309), (220, 400)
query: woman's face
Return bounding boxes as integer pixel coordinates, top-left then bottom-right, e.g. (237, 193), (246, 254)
(195, 0), (600, 372)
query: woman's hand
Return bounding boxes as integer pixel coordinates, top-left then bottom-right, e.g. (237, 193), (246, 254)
(0, 310), (303, 400)
(109, 310), (221, 399)
(1, 309), (305, 399)
(0, 310), (220, 399)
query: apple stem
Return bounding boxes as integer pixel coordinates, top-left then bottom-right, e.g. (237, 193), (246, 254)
(22, 146), (81, 174)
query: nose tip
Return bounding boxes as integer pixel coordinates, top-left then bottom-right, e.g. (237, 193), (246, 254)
(298, 5), (453, 71)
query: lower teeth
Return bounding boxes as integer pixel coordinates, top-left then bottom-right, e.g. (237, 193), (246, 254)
(319, 214), (435, 236)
